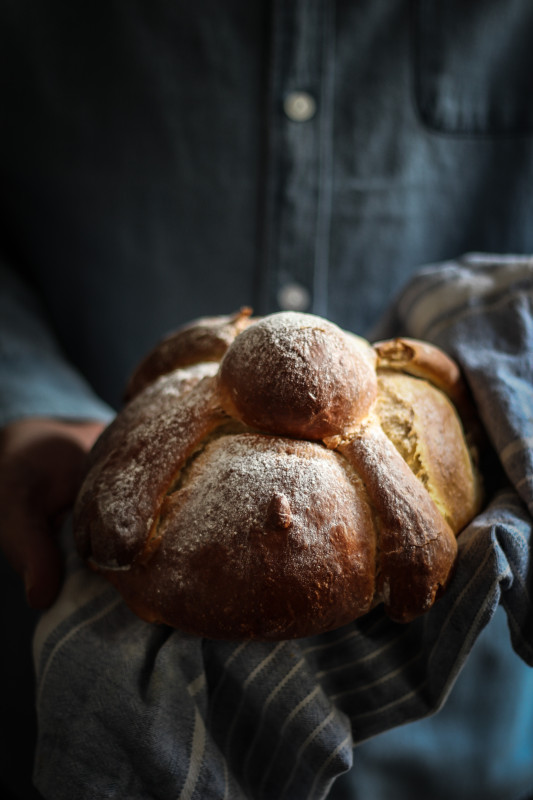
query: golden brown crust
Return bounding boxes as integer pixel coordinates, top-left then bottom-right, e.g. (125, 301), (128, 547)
(125, 308), (253, 401)
(74, 369), (227, 567)
(376, 371), (482, 532)
(218, 313), (378, 440)
(74, 310), (483, 639)
(374, 338), (472, 420)
(374, 336), (486, 473)
(102, 434), (377, 639)
(338, 423), (458, 623)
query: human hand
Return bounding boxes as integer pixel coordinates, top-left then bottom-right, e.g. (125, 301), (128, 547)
(0, 417), (106, 608)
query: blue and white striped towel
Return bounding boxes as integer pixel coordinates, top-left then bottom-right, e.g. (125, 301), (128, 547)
(33, 255), (533, 800)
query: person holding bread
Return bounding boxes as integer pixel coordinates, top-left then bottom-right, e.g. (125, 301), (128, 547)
(1, 2), (532, 799)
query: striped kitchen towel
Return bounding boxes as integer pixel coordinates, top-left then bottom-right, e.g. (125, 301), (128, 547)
(33, 254), (533, 800)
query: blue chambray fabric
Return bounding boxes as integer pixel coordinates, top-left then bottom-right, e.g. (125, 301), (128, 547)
(4, 2), (533, 414)
(0, 263), (115, 428)
(32, 258), (533, 800)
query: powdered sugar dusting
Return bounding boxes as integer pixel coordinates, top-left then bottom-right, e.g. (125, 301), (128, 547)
(156, 433), (373, 586)
(74, 363), (225, 566)
(219, 312), (378, 438)
(232, 312), (375, 377)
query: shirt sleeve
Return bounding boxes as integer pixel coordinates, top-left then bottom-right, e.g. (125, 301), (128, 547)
(0, 260), (114, 428)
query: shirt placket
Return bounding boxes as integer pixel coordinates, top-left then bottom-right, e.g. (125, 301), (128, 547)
(258, 0), (335, 317)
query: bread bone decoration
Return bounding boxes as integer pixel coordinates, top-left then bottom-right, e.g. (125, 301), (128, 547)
(74, 309), (483, 640)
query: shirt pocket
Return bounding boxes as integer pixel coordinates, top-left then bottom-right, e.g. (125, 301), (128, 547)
(414, 0), (533, 135)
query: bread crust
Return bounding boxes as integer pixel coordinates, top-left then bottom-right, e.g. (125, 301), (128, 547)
(339, 422), (457, 623)
(74, 311), (482, 639)
(218, 313), (378, 440)
(102, 434), (377, 639)
(374, 338), (472, 423)
(125, 308), (253, 401)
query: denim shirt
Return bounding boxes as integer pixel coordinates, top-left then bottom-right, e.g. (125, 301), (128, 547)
(1, 3), (533, 798)
(3, 0), (533, 416)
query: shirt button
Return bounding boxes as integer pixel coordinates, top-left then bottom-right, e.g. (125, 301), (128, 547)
(283, 91), (317, 122)
(278, 282), (311, 311)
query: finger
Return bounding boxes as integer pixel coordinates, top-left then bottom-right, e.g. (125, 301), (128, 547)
(0, 418), (107, 607)
(1, 506), (63, 609)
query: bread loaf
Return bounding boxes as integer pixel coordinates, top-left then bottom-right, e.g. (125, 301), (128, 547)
(73, 310), (482, 639)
